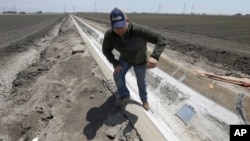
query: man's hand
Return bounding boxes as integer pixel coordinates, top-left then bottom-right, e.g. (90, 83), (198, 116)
(147, 57), (158, 69)
(113, 65), (123, 76)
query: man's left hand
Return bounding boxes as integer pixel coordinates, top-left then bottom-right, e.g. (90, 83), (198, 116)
(147, 57), (158, 69)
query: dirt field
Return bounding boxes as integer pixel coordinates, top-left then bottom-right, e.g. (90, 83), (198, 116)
(78, 13), (250, 77)
(0, 13), (249, 141)
(0, 15), (140, 141)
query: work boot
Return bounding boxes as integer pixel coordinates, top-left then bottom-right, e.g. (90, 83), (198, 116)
(115, 96), (130, 107)
(143, 101), (149, 111)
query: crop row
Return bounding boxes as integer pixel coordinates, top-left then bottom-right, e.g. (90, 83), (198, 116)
(0, 14), (65, 48)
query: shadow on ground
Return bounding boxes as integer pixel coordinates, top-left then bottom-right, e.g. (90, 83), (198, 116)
(83, 95), (140, 140)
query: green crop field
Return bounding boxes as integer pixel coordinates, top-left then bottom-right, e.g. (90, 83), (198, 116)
(76, 13), (250, 45)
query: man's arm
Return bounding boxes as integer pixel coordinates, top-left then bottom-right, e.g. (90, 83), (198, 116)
(102, 33), (120, 68)
(148, 30), (167, 60)
(138, 24), (167, 60)
(135, 24), (167, 68)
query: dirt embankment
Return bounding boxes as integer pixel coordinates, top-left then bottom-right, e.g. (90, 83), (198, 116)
(0, 15), (140, 141)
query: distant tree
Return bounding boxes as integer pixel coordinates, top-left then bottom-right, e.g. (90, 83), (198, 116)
(3, 11), (17, 14)
(36, 11), (43, 14)
(235, 13), (242, 16)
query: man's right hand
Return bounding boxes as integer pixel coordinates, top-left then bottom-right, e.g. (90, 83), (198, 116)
(113, 65), (123, 76)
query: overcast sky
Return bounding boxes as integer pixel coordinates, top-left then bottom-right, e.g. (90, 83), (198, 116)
(1, 0), (250, 15)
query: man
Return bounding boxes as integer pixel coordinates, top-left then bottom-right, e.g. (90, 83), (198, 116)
(102, 7), (167, 110)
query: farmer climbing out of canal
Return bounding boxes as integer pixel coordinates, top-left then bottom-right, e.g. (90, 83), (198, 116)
(102, 7), (167, 110)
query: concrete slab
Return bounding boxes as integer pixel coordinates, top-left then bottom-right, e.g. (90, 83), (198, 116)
(123, 103), (168, 141)
(147, 47), (250, 122)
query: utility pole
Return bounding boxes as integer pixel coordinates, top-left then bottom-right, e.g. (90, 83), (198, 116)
(94, 2), (97, 13)
(191, 4), (194, 14)
(158, 3), (161, 13)
(63, 5), (66, 13)
(182, 3), (186, 14)
(13, 4), (16, 12)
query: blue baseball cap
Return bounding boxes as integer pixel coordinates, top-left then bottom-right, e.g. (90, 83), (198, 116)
(110, 8), (126, 29)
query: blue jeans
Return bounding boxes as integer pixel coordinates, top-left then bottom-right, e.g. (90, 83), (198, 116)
(113, 57), (147, 102)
